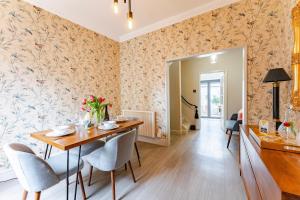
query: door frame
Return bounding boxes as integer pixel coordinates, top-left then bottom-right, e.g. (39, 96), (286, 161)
(168, 61), (183, 133)
(165, 46), (248, 146)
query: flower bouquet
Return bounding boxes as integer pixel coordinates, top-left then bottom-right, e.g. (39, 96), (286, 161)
(81, 95), (112, 128)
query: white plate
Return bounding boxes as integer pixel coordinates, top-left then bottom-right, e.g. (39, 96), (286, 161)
(103, 121), (117, 125)
(52, 125), (71, 132)
(98, 124), (119, 130)
(46, 128), (75, 137)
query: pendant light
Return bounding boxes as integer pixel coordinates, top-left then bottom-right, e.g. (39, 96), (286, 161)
(113, 0), (119, 14)
(113, 0), (133, 29)
(127, 0), (133, 29)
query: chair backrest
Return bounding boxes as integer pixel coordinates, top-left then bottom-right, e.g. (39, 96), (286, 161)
(230, 113), (238, 121)
(124, 117), (139, 141)
(232, 120), (243, 132)
(98, 130), (136, 171)
(4, 143), (59, 192)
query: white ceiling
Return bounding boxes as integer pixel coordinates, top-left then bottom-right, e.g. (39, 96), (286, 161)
(23, 0), (240, 42)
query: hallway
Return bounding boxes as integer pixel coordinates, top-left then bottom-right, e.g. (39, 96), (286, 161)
(0, 119), (246, 200)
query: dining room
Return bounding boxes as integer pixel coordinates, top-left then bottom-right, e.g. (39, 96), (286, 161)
(1, 0), (299, 200)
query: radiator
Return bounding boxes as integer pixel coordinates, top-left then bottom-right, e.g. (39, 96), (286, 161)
(122, 110), (156, 138)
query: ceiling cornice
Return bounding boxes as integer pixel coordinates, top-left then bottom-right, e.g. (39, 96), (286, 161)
(119, 0), (241, 42)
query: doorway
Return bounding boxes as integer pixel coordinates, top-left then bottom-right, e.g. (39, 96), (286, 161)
(200, 72), (224, 119)
(167, 47), (247, 145)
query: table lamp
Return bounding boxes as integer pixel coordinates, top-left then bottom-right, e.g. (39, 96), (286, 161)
(263, 68), (291, 130)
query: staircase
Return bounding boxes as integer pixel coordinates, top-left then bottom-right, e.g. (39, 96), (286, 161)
(181, 96), (199, 130)
(181, 117), (190, 131)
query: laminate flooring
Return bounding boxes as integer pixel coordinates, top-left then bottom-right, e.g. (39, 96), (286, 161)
(0, 118), (246, 200)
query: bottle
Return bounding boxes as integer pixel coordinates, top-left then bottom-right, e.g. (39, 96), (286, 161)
(104, 105), (110, 121)
(278, 107), (290, 138)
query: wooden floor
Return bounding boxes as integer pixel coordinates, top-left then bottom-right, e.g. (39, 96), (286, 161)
(0, 119), (246, 200)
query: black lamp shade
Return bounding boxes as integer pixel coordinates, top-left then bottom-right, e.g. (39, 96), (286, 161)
(262, 68), (291, 131)
(263, 68), (291, 83)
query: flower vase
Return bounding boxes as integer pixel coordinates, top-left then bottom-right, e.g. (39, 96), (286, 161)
(83, 112), (92, 129)
(278, 123), (287, 138)
(93, 109), (104, 127)
(286, 125), (296, 141)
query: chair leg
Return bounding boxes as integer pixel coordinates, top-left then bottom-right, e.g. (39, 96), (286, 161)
(134, 142), (141, 167)
(227, 130), (233, 148)
(34, 192), (41, 200)
(22, 190), (28, 200)
(128, 160), (136, 183)
(110, 170), (116, 200)
(78, 171), (87, 200)
(88, 166), (93, 186)
(124, 163), (127, 171)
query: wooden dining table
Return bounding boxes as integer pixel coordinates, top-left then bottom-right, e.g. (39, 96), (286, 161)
(31, 120), (143, 200)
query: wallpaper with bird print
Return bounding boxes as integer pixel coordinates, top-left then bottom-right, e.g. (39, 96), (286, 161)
(0, 0), (120, 172)
(120, 0), (296, 141)
(0, 0), (298, 174)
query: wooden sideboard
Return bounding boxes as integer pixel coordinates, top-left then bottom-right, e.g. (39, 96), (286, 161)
(240, 125), (300, 200)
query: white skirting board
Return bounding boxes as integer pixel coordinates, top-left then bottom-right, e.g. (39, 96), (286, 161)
(137, 135), (168, 146)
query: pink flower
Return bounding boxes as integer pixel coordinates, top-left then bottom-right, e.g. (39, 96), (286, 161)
(81, 107), (85, 111)
(90, 95), (95, 102)
(82, 98), (87, 105)
(99, 97), (105, 103)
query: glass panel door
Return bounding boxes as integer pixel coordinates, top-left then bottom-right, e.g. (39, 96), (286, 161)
(200, 80), (222, 118)
(210, 82), (221, 118)
(200, 82), (208, 117)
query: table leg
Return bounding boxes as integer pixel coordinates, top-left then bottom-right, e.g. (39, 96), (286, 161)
(47, 146), (52, 159)
(66, 150), (69, 200)
(74, 146), (81, 200)
(44, 144), (49, 160)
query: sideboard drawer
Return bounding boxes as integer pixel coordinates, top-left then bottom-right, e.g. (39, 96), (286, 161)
(240, 135), (262, 200)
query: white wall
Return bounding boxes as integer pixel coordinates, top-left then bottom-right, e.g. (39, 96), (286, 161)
(181, 48), (243, 121)
(169, 61), (181, 131)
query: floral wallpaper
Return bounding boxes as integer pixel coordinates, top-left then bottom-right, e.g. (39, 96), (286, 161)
(0, 0), (120, 172)
(0, 0), (297, 174)
(120, 0), (295, 139)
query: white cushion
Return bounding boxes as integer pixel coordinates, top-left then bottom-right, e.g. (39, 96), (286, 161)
(225, 120), (236, 130)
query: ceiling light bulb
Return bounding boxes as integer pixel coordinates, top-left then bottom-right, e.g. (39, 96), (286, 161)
(127, 11), (133, 29)
(210, 54), (217, 64)
(128, 18), (133, 29)
(113, 0), (118, 14)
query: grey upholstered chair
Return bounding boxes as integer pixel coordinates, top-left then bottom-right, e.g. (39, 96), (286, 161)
(86, 118), (141, 186)
(70, 140), (105, 187)
(225, 113), (242, 148)
(86, 130), (137, 200)
(4, 143), (86, 200)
